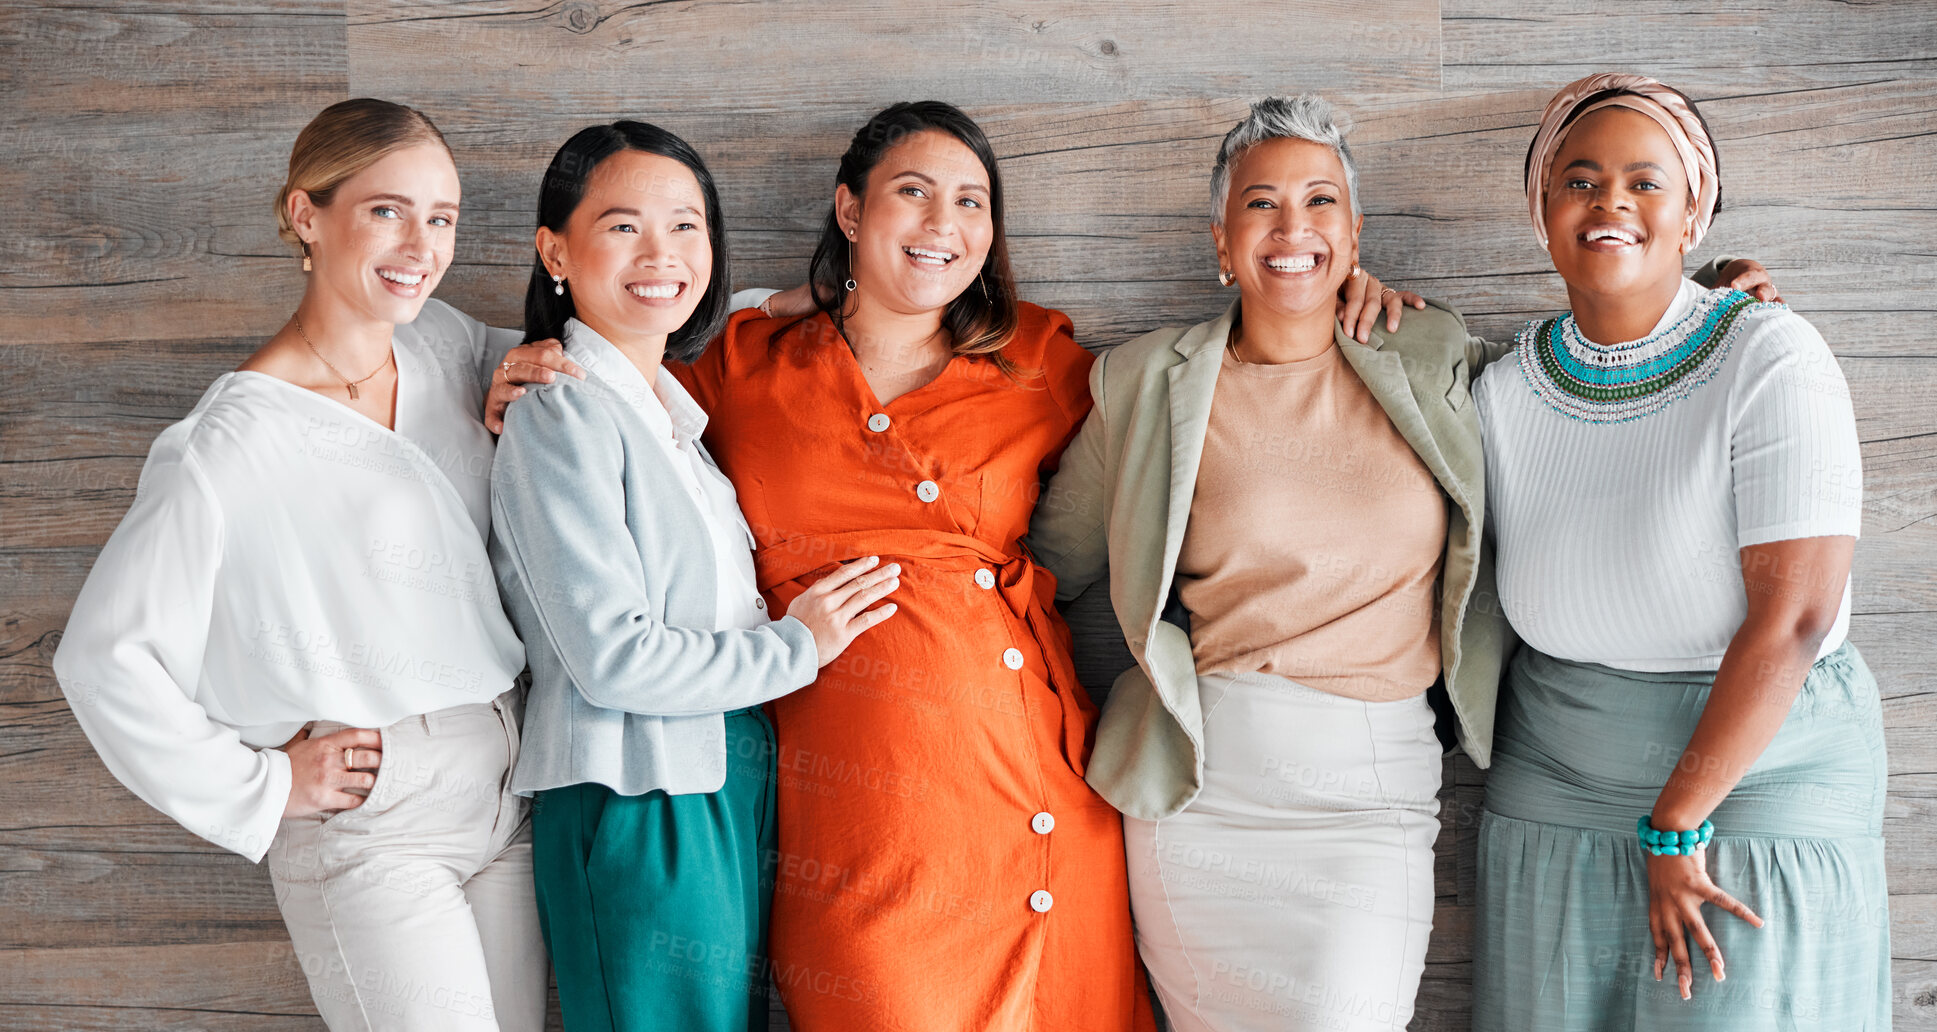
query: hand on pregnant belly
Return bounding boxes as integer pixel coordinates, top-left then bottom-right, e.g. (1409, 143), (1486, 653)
(787, 555), (902, 666)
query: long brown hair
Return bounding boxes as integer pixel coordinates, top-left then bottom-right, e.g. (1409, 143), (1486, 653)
(807, 101), (1022, 375)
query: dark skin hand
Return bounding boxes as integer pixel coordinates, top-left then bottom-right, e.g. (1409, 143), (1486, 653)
(1646, 534), (1853, 998)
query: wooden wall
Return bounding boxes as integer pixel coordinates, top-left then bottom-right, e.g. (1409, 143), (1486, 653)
(3, 1), (1934, 1028)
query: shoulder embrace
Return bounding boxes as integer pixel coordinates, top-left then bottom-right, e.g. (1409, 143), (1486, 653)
(1374, 297), (1470, 363)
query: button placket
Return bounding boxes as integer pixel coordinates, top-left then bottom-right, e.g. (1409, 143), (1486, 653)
(1031, 811), (1055, 835)
(1029, 890), (1054, 913)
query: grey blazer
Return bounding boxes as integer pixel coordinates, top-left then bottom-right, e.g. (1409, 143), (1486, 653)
(489, 362), (819, 798)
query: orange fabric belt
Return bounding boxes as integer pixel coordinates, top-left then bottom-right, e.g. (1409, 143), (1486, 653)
(754, 529), (1095, 777)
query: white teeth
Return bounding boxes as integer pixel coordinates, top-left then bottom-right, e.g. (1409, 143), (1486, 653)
(1265, 255), (1318, 272)
(378, 269), (424, 285)
(628, 283), (680, 299)
(1586, 227), (1639, 244)
(904, 247), (954, 265)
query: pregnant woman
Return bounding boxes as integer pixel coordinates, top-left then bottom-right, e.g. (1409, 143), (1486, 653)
(673, 101), (1154, 1031)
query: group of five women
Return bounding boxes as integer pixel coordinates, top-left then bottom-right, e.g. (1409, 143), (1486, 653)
(54, 70), (1887, 1032)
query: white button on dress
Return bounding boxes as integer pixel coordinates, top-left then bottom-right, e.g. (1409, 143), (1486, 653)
(867, 413), (891, 433)
(1002, 648), (1024, 670)
(1030, 890), (1054, 913)
(1031, 811), (1055, 834)
(974, 568), (996, 590)
(916, 480), (940, 503)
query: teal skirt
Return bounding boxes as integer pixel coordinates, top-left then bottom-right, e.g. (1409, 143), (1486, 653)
(1473, 643), (1890, 1031)
(532, 708), (776, 1032)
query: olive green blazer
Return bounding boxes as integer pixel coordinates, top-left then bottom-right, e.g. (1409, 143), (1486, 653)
(1027, 298), (1513, 821)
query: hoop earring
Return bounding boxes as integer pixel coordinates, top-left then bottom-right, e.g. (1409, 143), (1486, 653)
(1218, 270), (1235, 287)
(552, 274), (565, 296)
(301, 242), (312, 273)
(844, 278), (858, 292)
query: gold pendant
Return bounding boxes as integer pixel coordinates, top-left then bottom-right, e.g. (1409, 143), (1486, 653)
(347, 383), (360, 400)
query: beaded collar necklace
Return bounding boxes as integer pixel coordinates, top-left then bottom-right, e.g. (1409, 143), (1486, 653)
(1516, 287), (1778, 424)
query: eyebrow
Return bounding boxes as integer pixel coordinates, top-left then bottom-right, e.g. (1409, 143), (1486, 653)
(891, 168), (989, 193)
(357, 192), (459, 211)
(1561, 159), (1669, 175)
(595, 205), (703, 219)
(1240, 178), (1342, 194)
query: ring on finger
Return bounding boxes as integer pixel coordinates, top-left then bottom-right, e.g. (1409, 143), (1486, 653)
(501, 360), (513, 374)
(344, 747), (355, 769)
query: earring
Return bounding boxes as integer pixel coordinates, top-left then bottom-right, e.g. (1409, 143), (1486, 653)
(844, 278), (858, 292)
(1218, 270), (1235, 287)
(979, 274), (991, 302)
(301, 242), (312, 273)
(552, 274), (565, 296)
(1350, 264), (1363, 279)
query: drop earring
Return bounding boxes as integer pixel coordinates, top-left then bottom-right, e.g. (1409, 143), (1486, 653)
(301, 242), (312, 273)
(1218, 269), (1235, 287)
(553, 274), (565, 296)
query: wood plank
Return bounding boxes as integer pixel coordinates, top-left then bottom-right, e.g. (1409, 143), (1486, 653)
(344, 0), (1441, 113)
(7, 80), (1931, 350)
(1442, 0), (1937, 90)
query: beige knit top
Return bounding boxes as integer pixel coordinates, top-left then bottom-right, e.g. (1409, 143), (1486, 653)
(1176, 344), (1447, 701)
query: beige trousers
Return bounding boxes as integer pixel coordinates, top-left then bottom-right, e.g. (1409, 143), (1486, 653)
(267, 692), (547, 1031)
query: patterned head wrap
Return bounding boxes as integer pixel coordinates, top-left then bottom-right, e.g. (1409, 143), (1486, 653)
(1525, 73), (1720, 251)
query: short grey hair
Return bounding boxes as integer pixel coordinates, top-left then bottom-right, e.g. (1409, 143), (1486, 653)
(1211, 95), (1361, 225)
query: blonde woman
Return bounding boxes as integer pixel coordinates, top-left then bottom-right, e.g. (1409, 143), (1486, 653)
(55, 98), (561, 1031)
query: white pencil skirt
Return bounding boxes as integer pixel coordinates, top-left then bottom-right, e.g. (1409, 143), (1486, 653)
(1124, 670), (1442, 1032)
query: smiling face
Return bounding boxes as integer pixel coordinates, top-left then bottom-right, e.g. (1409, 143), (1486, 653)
(837, 129), (995, 316)
(1212, 137), (1363, 323)
(1543, 105), (1696, 302)
(290, 142), (459, 326)
(537, 149), (712, 346)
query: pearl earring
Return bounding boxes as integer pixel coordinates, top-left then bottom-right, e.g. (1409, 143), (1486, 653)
(553, 274), (564, 296)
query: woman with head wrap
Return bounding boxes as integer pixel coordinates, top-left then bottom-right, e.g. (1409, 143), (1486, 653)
(1471, 74), (1888, 1028)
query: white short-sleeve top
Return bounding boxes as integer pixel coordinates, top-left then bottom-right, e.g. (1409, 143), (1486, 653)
(52, 299), (525, 860)
(1473, 278), (1862, 672)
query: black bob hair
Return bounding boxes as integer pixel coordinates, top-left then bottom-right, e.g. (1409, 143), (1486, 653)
(522, 121), (729, 363)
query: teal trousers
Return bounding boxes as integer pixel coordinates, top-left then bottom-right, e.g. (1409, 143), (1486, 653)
(532, 709), (775, 1032)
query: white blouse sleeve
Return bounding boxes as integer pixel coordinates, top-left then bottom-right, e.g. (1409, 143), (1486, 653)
(729, 287), (780, 312)
(1730, 311), (1864, 547)
(52, 433), (292, 862)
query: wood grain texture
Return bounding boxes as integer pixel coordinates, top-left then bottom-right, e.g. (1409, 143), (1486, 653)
(3, 1), (1934, 1029)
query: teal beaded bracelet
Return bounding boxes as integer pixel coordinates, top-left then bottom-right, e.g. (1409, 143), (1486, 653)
(1636, 816), (1714, 857)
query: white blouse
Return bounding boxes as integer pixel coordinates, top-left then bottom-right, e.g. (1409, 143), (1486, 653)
(53, 300), (525, 861)
(1474, 278), (1863, 672)
(561, 318), (769, 632)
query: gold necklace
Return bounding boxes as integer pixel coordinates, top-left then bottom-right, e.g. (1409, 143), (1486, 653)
(293, 314), (391, 400)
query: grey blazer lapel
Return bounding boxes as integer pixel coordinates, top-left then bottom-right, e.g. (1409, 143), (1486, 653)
(1152, 305), (1235, 633)
(1338, 333), (1471, 515)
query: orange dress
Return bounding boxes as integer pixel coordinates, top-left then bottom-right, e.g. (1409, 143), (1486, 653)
(675, 306), (1153, 1032)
